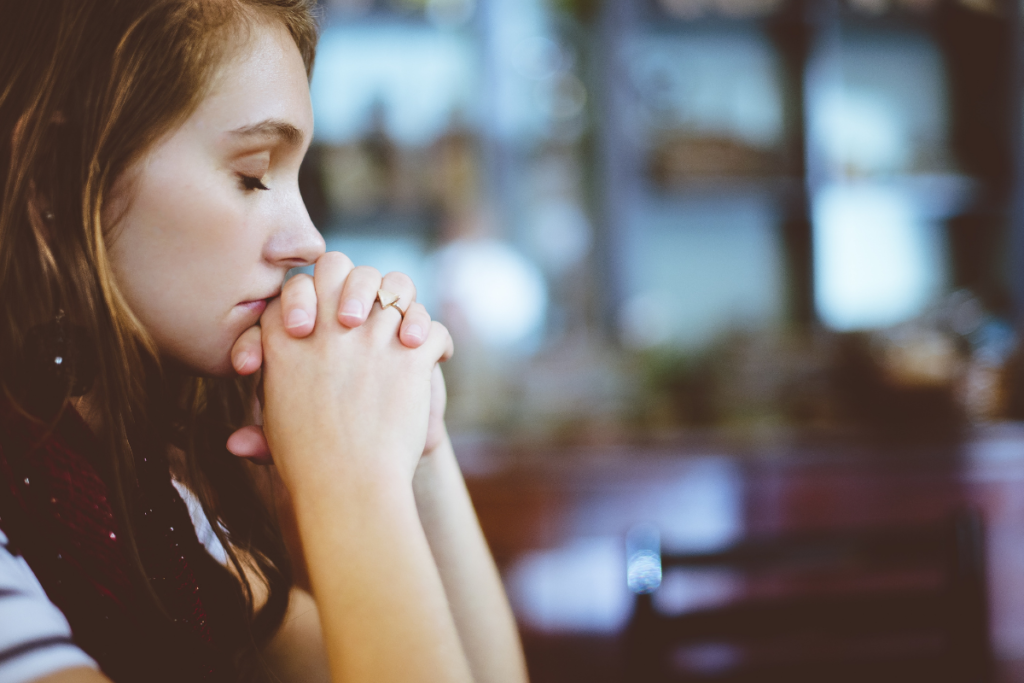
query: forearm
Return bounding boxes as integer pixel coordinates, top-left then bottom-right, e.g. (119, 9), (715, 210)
(289, 460), (474, 683)
(413, 433), (529, 683)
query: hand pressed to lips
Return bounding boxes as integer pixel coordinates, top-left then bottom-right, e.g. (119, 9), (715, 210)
(258, 252), (453, 487)
(225, 251), (452, 463)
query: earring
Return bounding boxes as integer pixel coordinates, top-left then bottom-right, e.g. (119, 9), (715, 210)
(21, 310), (97, 408)
(43, 210), (55, 222)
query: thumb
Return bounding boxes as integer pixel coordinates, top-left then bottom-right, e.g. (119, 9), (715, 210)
(226, 424), (274, 465)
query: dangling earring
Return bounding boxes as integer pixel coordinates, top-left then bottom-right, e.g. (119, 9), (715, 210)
(21, 310), (97, 407)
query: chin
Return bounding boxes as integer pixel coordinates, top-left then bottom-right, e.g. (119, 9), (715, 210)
(207, 359), (241, 379)
(159, 315), (260, 379)
(162, 342), (238, 379)
(199, 343), (243, 378)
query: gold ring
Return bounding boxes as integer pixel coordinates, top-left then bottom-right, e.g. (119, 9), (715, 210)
(376, 289), (406, 318)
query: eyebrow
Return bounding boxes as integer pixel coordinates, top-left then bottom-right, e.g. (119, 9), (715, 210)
(228, 119), (305, 146)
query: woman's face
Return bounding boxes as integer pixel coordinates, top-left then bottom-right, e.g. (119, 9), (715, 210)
(106, 20), (325, 377)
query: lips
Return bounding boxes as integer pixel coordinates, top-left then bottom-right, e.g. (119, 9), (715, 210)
(238, 286), (281, 307)
(236, 283), (281, 319)
(237, 299), (268, 316)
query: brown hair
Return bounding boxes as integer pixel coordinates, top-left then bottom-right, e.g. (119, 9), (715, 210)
(0, 0), (319, 669)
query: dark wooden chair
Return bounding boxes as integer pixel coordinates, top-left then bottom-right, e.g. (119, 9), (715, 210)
(623, 511), (992, 683)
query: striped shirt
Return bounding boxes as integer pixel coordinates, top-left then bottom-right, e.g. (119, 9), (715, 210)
(0, 527), (98, 682)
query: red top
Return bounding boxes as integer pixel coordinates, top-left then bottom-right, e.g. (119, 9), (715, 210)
(0, 404), (239, 682)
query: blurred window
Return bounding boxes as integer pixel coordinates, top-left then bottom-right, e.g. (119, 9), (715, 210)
(615, 23), (791, 350)
(809, 27), (963, 330)
(312, 25), (479, 146)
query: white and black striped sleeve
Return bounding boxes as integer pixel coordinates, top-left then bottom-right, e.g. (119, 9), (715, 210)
(0, 528), (97, 683)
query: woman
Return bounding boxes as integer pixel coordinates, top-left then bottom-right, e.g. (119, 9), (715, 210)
(0, 1), (527, 682)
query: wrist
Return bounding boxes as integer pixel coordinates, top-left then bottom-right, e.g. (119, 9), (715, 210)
(291, 459), (418, 549)
(281, 445), (413, 507)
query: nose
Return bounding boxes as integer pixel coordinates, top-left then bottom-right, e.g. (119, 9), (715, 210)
(264, 191), (326, 269)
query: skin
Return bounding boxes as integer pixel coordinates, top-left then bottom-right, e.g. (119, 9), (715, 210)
(104, 17), (432, 379)
(105, 20), (324, 376)
(48, 17), (527, 683)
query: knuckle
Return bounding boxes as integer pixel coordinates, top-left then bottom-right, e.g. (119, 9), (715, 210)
(384, 271), (415, 292)
(282, 274), (313, 300)
(297, 284), (317, 305)
(314, 252), (354, 284)
(351, 265), (382, 286)
(318, 251), (351, 270)
(430, 320), (451, 341)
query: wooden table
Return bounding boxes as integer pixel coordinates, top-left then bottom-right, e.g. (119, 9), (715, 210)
(458, 425), (1024, 682)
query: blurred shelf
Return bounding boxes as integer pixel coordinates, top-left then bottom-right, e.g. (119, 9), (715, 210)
(643, 174), (804, 200)
(815, 172), (981, 220)
(639, 0), (800, 29)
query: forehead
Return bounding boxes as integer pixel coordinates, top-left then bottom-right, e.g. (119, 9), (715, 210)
(189, 19), (313, 145)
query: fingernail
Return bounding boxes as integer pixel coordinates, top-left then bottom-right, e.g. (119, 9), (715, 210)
(340, 299), (363, 320)
(286, 308), (310, 330)
(234, 352), (250, 372)
(405, 324), (424, 342)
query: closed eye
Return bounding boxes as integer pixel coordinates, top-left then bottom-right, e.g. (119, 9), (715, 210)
(239, 174), (269, 191)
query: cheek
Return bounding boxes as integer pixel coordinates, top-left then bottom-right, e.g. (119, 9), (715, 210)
(114, 170), (252, 291)
(107, 170), (262, 371)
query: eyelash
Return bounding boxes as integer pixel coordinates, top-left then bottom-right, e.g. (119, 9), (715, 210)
(239, 174), (269, 192)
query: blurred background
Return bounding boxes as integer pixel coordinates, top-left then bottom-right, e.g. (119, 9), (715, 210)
(303, 0), (1024, 680)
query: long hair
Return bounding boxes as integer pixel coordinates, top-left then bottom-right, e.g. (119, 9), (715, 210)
(0, 0), (318, 665)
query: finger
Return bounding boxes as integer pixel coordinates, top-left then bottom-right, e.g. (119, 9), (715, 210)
(440, 331), (454, 362)
(423, 320), (455, 363)
(259, 298), (287, 363)
(423, 364), (449, 454)
(380, 270), (416, 313)
(226, 425), (274, 465)
(336, 264), (385, 327)
(365, 270), (417, 337)
(261, 296), (284, 337)
(231, 324), (263, 375)
(430, 363), (448, 418)
(280, 273), (317, 337)
(313, 251), (356, 329)
(398, 302), (431, 348)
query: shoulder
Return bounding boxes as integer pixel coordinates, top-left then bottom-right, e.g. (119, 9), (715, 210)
(0, 528), (98, 683)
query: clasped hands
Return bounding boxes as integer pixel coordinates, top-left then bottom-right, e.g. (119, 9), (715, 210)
(223, 252), (453, 479)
